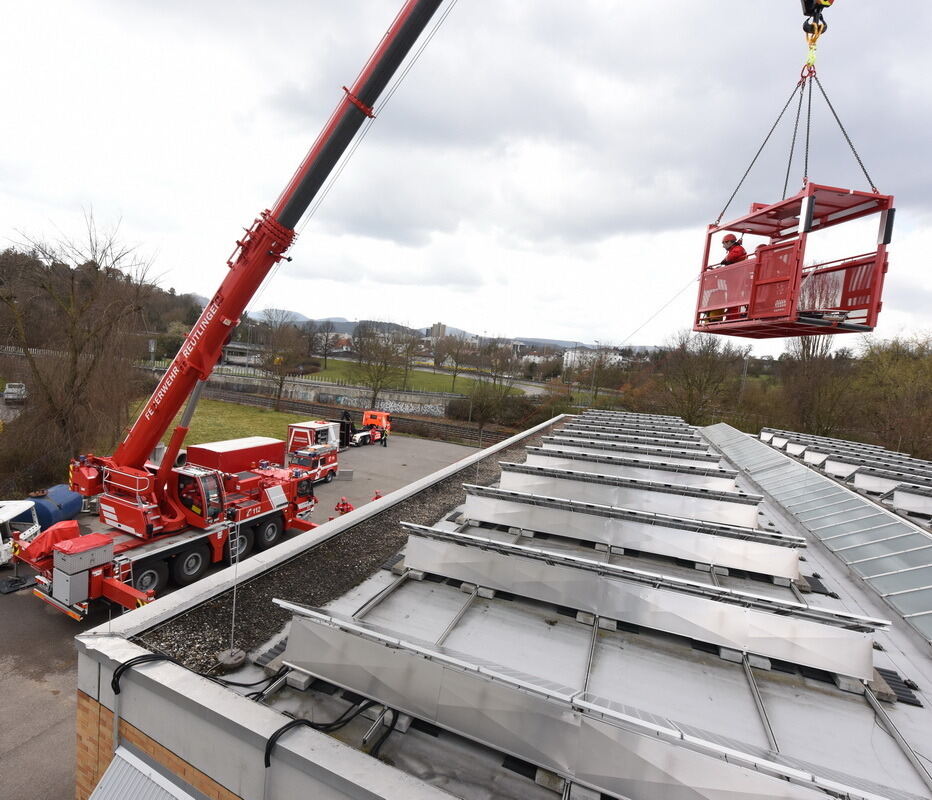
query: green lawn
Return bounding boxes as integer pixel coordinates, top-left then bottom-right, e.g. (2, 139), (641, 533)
(314, 358), (484, 395)
(156, 399), (307, 446)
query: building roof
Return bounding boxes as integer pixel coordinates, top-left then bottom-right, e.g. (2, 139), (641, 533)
(77, 412), (932, 800)
(728, 425), (932, 643)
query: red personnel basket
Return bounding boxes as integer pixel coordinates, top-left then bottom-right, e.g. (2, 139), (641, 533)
(694, 182), (895, 339)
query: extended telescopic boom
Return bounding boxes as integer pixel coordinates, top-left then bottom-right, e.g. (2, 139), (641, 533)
(110, 0), (445, 470)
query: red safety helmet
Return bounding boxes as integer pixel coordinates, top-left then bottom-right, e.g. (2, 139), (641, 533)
(722, 234), (738, 247)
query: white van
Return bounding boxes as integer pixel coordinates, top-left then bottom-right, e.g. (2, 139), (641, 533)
(3, 383), (27, 405)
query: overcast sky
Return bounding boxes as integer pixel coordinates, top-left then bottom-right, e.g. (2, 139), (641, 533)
(2, 1), (929, 355)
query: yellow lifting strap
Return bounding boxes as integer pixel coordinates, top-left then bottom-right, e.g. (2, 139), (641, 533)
(805, 25), (824, 67)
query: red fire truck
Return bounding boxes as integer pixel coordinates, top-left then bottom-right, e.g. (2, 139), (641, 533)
(15, 434), (319, 619)
(286, 421), (340, 483)
(13, 0), (444, 619)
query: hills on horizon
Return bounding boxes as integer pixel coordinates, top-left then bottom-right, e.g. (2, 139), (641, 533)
(243, 308), (656, 352)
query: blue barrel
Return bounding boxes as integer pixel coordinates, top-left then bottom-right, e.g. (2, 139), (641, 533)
(21, 484), (84, 530)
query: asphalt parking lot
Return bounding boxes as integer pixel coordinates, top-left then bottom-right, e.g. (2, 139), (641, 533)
(0, 434), (475, 800)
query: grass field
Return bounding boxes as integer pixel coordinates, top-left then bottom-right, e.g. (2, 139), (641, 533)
(314, 358), (482, 395)
(156, 399), (307, 446)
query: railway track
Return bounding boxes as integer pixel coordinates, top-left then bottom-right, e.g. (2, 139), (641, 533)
(202, 387), (515, 446)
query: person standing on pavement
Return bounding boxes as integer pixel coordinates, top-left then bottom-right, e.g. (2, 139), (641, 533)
(381, 426), (388, 447)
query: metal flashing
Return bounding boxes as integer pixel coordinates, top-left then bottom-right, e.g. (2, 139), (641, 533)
(278, 602), (917, 800)
(565, 421), (701, 441)
(463, 484), (803, 546)
(525, 447), (737, 490)
(760, 428), (904, 456)
(90, 746), (201, 800)
(552, 428), (709, 451)
(400, 524), (883, 634)
(705, 423), (932, 643)
(542, 436), (721, 466)
(499, 462), (762, 527)
(461, 485), (802, 580)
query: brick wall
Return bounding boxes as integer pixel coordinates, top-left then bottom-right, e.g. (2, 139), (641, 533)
(76, 691), (241, 800)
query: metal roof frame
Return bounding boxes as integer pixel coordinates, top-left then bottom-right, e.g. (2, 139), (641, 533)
(525, 448), (737, 491)
(400, 524), (882, 633)
(461, 485), (802, 581)
(278, 602), (915, 800)
(542, 436), (722, 465)
(553, 428), (709, 451)
(463, 485), (803, 547)
(705, 424), (932, 644)
(499, 462), (762, 528)
(565, 421), (701, 441)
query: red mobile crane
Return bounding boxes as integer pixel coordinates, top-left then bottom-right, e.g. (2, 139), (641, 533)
(15, 0), (446, 619)
(15, 0), (856, 618)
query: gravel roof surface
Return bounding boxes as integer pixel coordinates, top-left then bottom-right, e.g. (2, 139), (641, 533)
(135, 425), (555, 672)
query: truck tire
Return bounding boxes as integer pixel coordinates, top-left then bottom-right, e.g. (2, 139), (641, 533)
(324, 470), (335, 484)
(135, 559), (169, 595)
(224, 526), (255, 562)
(254, 515), (284, 551)
(171, 545), (210, 586)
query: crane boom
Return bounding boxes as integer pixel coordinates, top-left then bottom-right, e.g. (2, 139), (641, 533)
(111, 0), (444, 470)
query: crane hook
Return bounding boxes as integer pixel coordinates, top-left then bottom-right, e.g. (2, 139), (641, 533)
(801, 0), (833, 35)
(803, 16), (828, 36)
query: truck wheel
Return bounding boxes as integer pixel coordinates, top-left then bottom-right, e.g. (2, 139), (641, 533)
(171, 545), (210, 586)
(254, 515), (284, 551)
(224, 526), (255, 562)
(324, 470), (335, 484)
(135, 560), (169, 595)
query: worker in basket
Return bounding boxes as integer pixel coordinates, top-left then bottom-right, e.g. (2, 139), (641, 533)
(704, 234), (748, 324)
(719, 233), (747, 267)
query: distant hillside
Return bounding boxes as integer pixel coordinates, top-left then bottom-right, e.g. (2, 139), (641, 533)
(248, 307), (658, 351)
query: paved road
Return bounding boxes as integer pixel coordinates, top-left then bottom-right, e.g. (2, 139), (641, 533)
(0, 402), (23, 425)
(0, 434), (475, 800)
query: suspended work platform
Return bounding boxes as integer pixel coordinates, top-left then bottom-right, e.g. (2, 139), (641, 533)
(695, 182), (895, 339)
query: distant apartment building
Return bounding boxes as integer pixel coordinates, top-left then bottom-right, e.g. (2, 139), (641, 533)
(221, 341), (266, 366)
(562, 346), (628, 371)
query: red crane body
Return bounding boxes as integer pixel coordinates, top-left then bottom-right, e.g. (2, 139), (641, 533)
(20, 0), (446, 618)
(17, 0), (851, 617)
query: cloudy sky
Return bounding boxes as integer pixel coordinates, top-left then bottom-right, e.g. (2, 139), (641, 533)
(2, 1), (929, 355)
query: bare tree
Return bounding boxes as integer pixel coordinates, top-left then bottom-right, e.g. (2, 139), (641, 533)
(467, 379), (504, 449)
(485, 339), (518, 388)
(437, 335), (473, 393)
(855, 335), (932, 457)
(258, 309), (304, 410)
(396, 330), (422, 391)
(660, 331), (749, 425)
(303, 320), (320, 358)
(578, 347), (610, 402)
(778, 335), (853, 436)
(351, 323), (402, 406)
(318, 320), (338, 369)
(0, 216), (152, 489)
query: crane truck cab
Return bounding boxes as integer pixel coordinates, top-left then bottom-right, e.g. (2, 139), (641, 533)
(0, 500), (40, 566)
(175, 467), (225, 526)
(351, 410), (393, 446)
